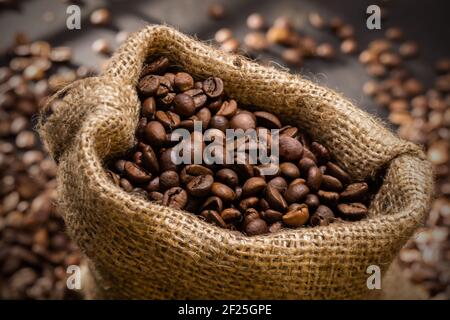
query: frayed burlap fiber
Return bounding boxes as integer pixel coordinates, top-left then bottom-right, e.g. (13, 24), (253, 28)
(39, 25), (433, 299)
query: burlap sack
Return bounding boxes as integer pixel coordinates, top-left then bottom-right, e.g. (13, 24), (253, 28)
(39, 25), (433, 299)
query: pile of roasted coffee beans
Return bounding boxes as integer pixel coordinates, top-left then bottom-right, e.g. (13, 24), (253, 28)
(0, 33), (87, 299)
(107, 56), (376, 236)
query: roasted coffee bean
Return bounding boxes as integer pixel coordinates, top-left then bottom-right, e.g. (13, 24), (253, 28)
(209, 115), (229, 132)
(124, 161), (151, 184)
(284, 183), (309, 203)
(317, 190), (339, 205)
(269, 222), (283, 233)
(302, 148), (318, 163)
(310, 142), (330, 164)
(254, 111), (282, 129)
(184, 88), (208, 109)
(337, 203), (368, 220)
(174, 93), (196, 117)
(186, 174), (214, 197)
(196, 107), (212, 129)
(203, 77), (224, 98)
(216, 99), (237, 118)
(242, 177), (267, 197)
(221, 207), (242, 222)
(239, 197), (259, 211)
(306, 166), (322, 192)
(142, 97), (156, 118)
(229, 112), (256, 130)
(159, 170), (180, 191)
(310, 205), (335, 226)
(262, 209), (283, 223)
(149, 191), (163, 203)
(144, 121), (166, 147)
(158, 148), (178, 172)
(268, 177), (288, 194)
(280, 126), (300, 138)
(157, 92), (176, 108)
(211, 182), (236, 202)
(265, 184), (287, 211)
(162, 187), (187, 209)
(155, 110), (180, 130)
(207, 210), (227, 228)
(146, 177), (160, 192)
(280, 162), (300, 180)
(245, 218), (268, 236)
(279, 136), (303, 162)
(321, 175), (343, 191)
(325, 162), (350, 185)
(120, 178), (134, 192)
(142, 56), (169, 76)
(202, 196), (223, 212)
(283, 204), (309, 227)
(340, 182), (368, 202)
(113, 159), (126, 173)
(140, 144), (159, 174)
(207, 99), (223, 113)
(216, 168), (239, 187)
(300, 195), (317, 210)
(155, 76), (172, 96)
(298, 157), (316, 172)
(174, 72), (194, 92)
(138, 75), (160, 96)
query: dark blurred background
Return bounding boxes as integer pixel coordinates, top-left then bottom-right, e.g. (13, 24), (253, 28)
(0, 0), (449, 299)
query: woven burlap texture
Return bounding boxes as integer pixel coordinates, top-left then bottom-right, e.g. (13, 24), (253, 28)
(39, 25), (433, 299)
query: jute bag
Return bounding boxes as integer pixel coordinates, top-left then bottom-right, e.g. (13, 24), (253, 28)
(39, 25), (433, 299)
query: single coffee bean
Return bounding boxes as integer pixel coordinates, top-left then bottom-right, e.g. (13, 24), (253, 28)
(317, 190), (339, 205)
(202, 196), (224, 212)
(288, 203), (303, 212)
(268, 177), (288, 194)
(337, 203), (368, 220)
(340, 182), (369, 202)
(162, 187), (187, 209)
(164, 72), (176, 87)
(159, 170), (180, 191)
(185, 164), (214, 176)
(141, 56), (169, 76)
(280, 162), (300, 180)
(174, 93), (196, 117)
(290, 178), (306, 186)
(186, 174), (214, 197)
(207, 99), (223, 113)
(211, 182), (236, 202)
(325, 162), (351, 185)
(216, 99), (237, 118)
(124, 161), (151, 184)
(261, 209), (283, 223)
(155, 110), (180, 130)
(298, 157), (316, 172)
(209, 115), (229, 132)
(254, 163), (280, 179)
(284, 183), (309, 203)
(142, 97), (156, 118)
(259, 198), (270, 211)
(114, 159), (126, 173)
(306, 166), (322, 192)
(280, 125), (299, 138)
(140, 144), (159, 174)
(265, 184), (288, 211)
(269, 221), (283, 233)
(305, 194), (319, 208)
(144, 121), (166, 147)
(321, 174), (343, 191)
(216, 168), (239, 187)
(245, 218), (268, 236)
(184, 88), (208, 108)
(145, 177), (160, 192)
(157, 92), (176, 108)
(279, 136), (303, 161)
(311, 142), (330, 164)
(159, 148), (178, 172)
(174, 72), (194, 92)
(283, 204), (309, 227)
(149, 191), (163, 203)
(138, 75), (160, 96)
(203, 77), (224, 98)
(242, 177), (267, 197)
(302, 148), (318, 163)
(239, 197), (259, 211)
(196, 107), (211, 129)
(254, 111), (282, 129)
(221, 208), (242, 222)
(207, 210), (227, 228)
(310, 205), (335, 226)
(229, 112), (256, 130)
(137, 117), (148, 139)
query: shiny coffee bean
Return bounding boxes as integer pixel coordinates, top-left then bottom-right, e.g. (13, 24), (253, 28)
(124, 161), (151, 184)
(221, 208), (242, 222)
(284, 183), (309, 203)
(186, 174), (214, 197)
(239, 197), (259, 211)
(142, 56), (169, 76)
(162, 187), (187, 209)
(265, 184), (287, 211)
(202, 196), (223, 212)
(211, 182), (236, 202)
(216, 99), (238, 118)
(245, 218), (268, 236)
(262, 209), (283, 223)
(216, 168), (239, 187)
(325, 162), (351, 185)
(229, 112), (256, 130)
(280, 162), (300, 180)
(306, 166), (322, 192)
(310, 205), (335, 226)
(317, 190), (339, 206)
(174, 93), (196, 117)
(321, 174), (343, 191)
(209, 115), (229, 132)
(184, 88), (208, 108)
(311, 142), (330, 164)
(337, 203), (368, 220)
(305, 194), (320, 208)
(155, 110), (180, 130)
(142, 97), (156, 118)
(138, 75), (159, 96)
(268, 177), (288, 194)
(340, 182), (368, 202)
(254, 111), (282, 129)
(279, 136), (303, 161)
(174, 72), (194, 92)
(159, 170), (180, 191)
(242, 177), (267, 197)
(144, 121), (166, 147)
(283, 204), (309, 227)
(203, 77), (224, 98)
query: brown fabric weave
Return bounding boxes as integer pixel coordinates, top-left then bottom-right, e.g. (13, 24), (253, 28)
(39, 25), (433, 299)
